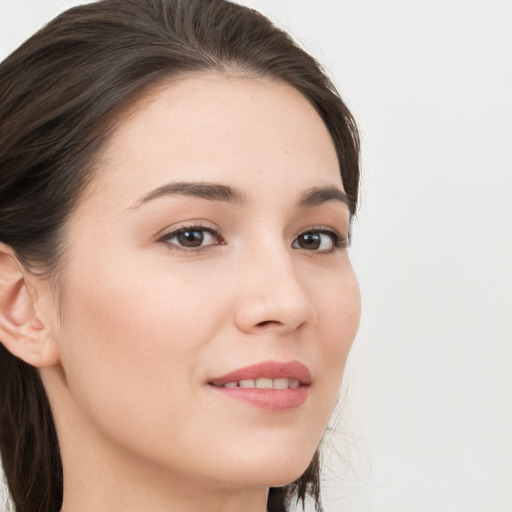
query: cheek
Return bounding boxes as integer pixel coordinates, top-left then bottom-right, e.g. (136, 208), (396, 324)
(308, 263), (360, 405)
(325, 276), (360, 359)
(56, 261), (226, 440)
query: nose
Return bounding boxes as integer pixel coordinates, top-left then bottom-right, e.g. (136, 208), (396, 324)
(233, 243), (317, 335)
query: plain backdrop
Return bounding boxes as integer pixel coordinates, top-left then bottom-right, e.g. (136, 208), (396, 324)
(1, 1), (511, 511)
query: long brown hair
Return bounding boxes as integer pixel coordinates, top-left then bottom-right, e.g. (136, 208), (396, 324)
(0, 1), (360, 511)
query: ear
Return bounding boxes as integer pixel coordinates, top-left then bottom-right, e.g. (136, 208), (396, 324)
(0, 243), (60, 367)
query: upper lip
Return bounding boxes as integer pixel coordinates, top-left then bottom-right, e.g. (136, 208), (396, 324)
(209, 360), (312, 386)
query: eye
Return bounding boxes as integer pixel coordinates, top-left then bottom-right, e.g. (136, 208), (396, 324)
(292, 228), (347, 252)
(159, 225), (223, 250)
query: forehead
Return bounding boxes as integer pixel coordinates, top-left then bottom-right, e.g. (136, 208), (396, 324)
(92, 72), (343, 207)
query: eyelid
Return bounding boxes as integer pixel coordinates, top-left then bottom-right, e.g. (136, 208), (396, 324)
(294, 225), (350, 252)
(156, 219), (218, 238)
(155, 221), (350, 254)
(157, 221), (224, 252)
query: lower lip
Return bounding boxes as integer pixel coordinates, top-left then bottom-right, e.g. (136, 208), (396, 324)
(209, 385), (310, 412)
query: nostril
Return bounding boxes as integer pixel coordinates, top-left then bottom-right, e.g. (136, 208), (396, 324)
(257, 320), (279, 327)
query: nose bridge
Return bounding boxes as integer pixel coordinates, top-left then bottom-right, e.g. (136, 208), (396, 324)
(233, 231), (316, 334)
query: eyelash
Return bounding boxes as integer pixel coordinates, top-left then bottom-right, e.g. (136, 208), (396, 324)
(158, 223), (349, 254)
(294, 226), (349, 254)
(158, 222), (223, 253)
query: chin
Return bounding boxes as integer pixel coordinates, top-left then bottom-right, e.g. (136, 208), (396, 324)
(213, 446), (317, 490)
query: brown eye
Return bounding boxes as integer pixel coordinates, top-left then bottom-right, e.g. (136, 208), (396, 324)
(296, 232), (322, 250)
(293, 229), (344, 252)
(161, 226), (221, 250)
(177, 229), (205, 247)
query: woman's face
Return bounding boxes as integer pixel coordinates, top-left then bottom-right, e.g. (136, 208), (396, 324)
(44, 73), (360, 489)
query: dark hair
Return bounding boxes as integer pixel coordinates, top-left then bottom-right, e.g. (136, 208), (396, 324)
(0, 1), (359, 511)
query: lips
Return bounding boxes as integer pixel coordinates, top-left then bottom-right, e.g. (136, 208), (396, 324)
(208, 361), (311, 411)
(209, 360), (312, 387)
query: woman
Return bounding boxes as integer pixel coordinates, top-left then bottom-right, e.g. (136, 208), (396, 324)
(0, 1), (360, 511)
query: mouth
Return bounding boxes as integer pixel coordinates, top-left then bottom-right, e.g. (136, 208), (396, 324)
(207, 360), (311, 412)
(211, 377), (302, 390)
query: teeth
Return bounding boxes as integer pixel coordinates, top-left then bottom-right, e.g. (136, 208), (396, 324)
(273, 378), (289, 389)
(289, 379), (300, 389)
(220, 378), (301, 389)
(256, 377), (273, 389)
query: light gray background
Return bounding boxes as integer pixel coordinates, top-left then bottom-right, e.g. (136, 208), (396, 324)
(1, 1), (511, 511)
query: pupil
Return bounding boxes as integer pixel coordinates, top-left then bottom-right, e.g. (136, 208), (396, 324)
(299, 233), (320, 249)
(178, 230), (203, 247)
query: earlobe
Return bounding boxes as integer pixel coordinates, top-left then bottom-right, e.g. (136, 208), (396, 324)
(0, 243), (59, 367)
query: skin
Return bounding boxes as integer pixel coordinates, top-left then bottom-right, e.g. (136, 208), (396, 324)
(3, 73), (361, 512)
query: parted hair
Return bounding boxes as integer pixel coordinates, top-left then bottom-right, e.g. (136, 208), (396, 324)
(0, 1), (359, 511)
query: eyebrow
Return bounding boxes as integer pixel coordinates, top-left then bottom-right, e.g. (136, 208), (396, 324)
(129, 181), (351, 210)
(297, 185), (351, 209)
(130, 182), (247, 209)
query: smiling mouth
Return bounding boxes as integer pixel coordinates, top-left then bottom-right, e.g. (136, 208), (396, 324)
(208, 360), (311, 387)
(211, 377), (302, 389)
(207, 361), (311, 411)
